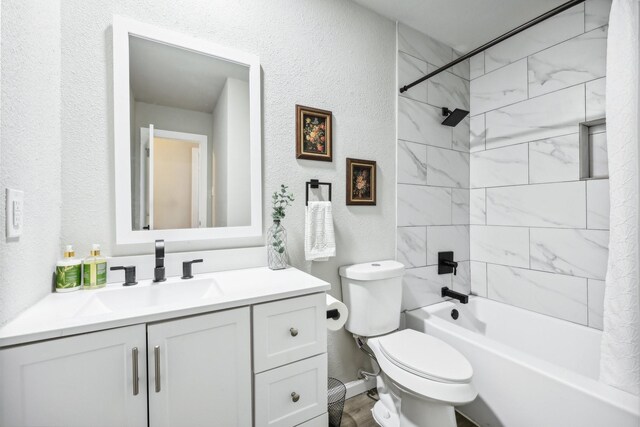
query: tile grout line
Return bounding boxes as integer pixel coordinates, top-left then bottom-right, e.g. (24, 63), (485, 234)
(398, 50), (469, 82)
(482, 113), (487, 151)
(585, 180), (588, 229)
(526, 54), (530, 100)
(485, 261), (489, 297)
(472, 131), (581, 156)
(465, 260), (598, 282)
(424, 226), (429, 268)
(469, 77), (604, 119)
(429, 223), (609, 231)
(527, 141), (531, 185)
(473, 17), (609, 80)
(398, 179), (597, 194)
(586, 277), (590, 327)
(528, 227), (531, 269)
(397, 139), (468, 155)
(483, 188), (487, 225)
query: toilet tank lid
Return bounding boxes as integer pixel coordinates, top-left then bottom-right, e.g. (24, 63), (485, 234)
(339, 260), (405, 281)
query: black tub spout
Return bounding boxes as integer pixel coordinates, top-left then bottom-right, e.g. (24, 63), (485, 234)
(441, 287), (469, 304)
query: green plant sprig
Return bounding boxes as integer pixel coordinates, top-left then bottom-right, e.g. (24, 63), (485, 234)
(272, 184), (295, 221)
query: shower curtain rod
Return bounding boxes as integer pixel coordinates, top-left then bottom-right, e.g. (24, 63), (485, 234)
(399, 0), (586, 93)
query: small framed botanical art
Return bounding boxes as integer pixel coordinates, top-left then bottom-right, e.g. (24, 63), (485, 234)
(346, 158), (376, 205)
(296, 105), (332, 162)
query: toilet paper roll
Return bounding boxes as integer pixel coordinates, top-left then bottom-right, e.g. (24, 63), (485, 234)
(326, 294), (348, 331)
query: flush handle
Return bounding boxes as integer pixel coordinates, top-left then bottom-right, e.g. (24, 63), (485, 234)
(291, 392), (300, 402)
(290, 327), (299, 337)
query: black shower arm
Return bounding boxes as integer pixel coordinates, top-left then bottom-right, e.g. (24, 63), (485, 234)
(399, 0), (586, 93)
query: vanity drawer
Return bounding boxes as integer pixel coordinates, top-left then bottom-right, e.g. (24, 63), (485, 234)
(254, 354), (328, 427)
(253, 293), (326, 372)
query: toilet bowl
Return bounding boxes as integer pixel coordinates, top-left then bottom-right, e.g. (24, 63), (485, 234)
(339, 260), (477, 427)
(367, 329), (476, 427)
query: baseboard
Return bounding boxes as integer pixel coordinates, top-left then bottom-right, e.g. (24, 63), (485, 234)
(344, 377), (376, 399)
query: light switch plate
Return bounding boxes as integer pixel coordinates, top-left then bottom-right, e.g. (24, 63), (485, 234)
(6, 188), (24, 238)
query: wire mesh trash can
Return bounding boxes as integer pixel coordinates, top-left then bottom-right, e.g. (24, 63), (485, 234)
(328, 377), (346, 427)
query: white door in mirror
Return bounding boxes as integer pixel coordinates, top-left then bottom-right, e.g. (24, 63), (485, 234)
(5, 188), (23, 238)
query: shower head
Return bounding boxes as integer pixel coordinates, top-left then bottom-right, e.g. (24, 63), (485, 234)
(441, 107), (469, 127)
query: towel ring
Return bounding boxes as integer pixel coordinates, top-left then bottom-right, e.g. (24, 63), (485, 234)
(305, 179), (332, 206)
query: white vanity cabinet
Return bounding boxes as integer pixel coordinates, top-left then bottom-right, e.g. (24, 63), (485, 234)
(0, 309), (252, 427)
(253, 293), (328, 427)
(0, 324), (148, 427)
(147, 307), (251, 427)
(0, 268), (330, 427)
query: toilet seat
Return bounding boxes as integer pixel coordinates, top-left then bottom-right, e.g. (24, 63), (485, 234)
(367, 330), (477, 405)
(378, 329), (472, 384)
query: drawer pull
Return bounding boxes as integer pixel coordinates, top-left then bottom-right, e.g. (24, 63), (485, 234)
(154, 345), (161, 393)
(132, 347), (139, 396)
(290, 327), (299, 337)
(291, 391), (300, 402)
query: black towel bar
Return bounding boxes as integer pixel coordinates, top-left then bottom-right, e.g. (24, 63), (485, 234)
(305, 179), (332, 206)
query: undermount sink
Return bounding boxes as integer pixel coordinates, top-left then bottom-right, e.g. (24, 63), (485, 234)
(74, 278), (222, 317)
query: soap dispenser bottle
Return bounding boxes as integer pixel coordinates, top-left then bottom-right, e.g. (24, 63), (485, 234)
(55, 245), (82, 293)
(83, 244), (107, 289)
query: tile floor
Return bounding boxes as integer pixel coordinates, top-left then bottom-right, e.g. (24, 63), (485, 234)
(340, 391), (477, 427)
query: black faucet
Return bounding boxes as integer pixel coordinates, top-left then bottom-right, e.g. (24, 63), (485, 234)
(153, 239), (166, 282)
(438, 251), (458, 275)
(441, 287), (469, 304)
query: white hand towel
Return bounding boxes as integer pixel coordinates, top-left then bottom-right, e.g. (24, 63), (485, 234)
(305, 201), (336, 261)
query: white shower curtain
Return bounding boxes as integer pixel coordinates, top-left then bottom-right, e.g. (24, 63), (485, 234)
(599, 0), (640, 396)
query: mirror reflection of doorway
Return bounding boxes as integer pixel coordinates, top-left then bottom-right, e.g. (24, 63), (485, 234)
(140, 126), (208, 230)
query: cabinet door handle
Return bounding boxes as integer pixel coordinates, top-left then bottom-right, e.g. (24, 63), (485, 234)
(291, 392), (300, 402)
(290, 327), (298, 337)
(132, 347), (139, 396)
(154, 345), (161, 393)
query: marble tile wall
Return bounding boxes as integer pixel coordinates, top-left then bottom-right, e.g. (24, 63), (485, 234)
(396, 22), (472, 311)
(468, 0), (611, 329)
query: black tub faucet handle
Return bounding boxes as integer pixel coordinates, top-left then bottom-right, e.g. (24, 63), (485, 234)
(438, 251), (459, 275)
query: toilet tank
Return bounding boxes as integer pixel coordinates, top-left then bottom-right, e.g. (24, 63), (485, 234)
(339, 260), (405, 337)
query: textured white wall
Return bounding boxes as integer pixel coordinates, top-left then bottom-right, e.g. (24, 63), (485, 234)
(58, 0), (396, 382)
(0, 0), (62, 325)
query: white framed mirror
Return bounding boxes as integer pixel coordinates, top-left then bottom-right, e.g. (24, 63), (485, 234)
(113, 16), (262, 244)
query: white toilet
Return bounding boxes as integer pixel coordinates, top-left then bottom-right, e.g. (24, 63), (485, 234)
(339, 260), (477, 427)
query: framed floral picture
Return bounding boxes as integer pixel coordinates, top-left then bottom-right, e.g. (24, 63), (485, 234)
(296, 105), (332, 162)
(346, 158), (376, 205)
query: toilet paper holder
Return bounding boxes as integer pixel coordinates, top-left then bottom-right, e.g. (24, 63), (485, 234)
(327, 309), (341, 320)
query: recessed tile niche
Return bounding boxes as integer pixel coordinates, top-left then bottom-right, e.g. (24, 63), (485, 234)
(579, 118), (608, 180)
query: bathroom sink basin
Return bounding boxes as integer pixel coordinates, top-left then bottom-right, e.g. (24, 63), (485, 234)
(74, 278), (222, 317)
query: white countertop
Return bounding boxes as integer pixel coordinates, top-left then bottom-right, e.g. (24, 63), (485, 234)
(0, 266), (330, 347)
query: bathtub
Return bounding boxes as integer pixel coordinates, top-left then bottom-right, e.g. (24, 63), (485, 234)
(405, 297), (640, 427)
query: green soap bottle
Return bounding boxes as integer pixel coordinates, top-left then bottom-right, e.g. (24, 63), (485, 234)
(83, 244), (107, 289)
(55, 245), (82, 292)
